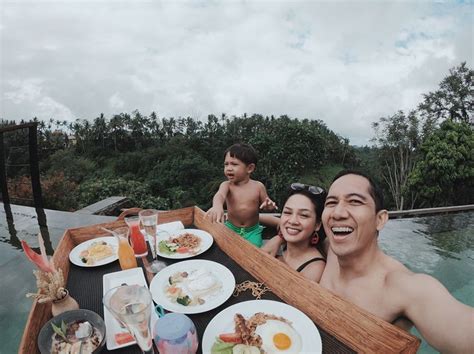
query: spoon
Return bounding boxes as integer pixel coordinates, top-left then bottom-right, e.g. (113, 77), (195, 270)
(75, 321), (93, 354)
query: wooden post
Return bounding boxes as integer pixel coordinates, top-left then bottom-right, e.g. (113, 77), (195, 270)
(0, 132), (12, 211)
(28, 123), (44, 209)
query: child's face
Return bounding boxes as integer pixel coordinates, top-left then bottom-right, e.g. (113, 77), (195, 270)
(224, 152), (254, 182)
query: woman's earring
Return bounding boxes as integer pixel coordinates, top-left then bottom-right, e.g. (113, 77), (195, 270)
(310, 231), (320, 245)
(277, 225), (285, 240)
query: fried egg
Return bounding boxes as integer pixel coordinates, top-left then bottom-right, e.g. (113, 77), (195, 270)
(255, 319), (302, 353)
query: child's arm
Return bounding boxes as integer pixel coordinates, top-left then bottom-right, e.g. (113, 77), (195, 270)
(259, 214), (280, 228)
(205, 181), (229, 223)
(258, 182), (278, 211)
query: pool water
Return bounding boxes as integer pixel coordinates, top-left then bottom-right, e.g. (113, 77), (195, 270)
(0, 203), (115, 354)
(380, 211), (474, 353)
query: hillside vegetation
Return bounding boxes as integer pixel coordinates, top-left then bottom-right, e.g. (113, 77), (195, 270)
(3, 114), (356, 211)
(2, 63), (472, 211)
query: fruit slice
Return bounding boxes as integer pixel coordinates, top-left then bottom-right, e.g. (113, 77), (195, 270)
(218, 332), (242, 343)
(115, 332), (134, 345)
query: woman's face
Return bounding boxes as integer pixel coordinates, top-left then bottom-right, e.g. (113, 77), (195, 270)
(280, 193), (320, 243)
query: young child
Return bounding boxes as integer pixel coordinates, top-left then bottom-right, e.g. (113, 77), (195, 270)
(205, 143), (277, 247)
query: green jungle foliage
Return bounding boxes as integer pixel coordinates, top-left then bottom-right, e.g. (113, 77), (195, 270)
(2, 114), (358, 211)
(368, 62), (473, 210)
(407, 120), (473, 207)
(2, 63), (472, 211)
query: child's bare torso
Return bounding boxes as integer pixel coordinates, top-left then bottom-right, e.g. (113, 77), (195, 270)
(226, 180), (262, 227)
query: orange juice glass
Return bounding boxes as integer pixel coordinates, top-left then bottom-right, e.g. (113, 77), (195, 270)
(114, 227), (138, 270)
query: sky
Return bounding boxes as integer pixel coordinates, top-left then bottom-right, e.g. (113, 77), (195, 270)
(0, 0), (472, 146)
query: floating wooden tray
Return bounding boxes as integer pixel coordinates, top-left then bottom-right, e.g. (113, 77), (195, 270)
(19, 206), (420, 353)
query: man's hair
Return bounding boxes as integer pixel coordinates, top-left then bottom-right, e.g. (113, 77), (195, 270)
(332, 170), (385, 212)
(224, 143), (258, 165)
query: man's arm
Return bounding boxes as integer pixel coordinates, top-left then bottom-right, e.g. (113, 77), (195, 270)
(205, 182), (229, 223)
(395, 272), (474, 353)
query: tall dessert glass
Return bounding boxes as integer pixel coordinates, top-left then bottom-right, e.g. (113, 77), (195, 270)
(139, 209), (166, 273)
(103, 285), (153, 354)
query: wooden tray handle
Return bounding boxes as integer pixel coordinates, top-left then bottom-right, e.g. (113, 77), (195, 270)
(117, 207), (143, 220)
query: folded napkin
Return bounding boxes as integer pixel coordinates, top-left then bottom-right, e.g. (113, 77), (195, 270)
(156, 221), (185, 234)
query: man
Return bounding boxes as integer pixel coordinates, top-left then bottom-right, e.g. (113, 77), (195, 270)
(320, 170), (473, 353)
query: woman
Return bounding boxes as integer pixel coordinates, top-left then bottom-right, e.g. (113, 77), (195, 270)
(261, 183), (327, 282)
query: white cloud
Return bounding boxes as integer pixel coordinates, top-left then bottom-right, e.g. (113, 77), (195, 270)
(0, 1), (472, 145)
(37, 97), (74, 121)
(3, 79), (74, 120)
(4, 79), (43, 104)
(109, 93), (125, 110)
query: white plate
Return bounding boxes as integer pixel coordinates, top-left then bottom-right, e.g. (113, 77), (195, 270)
(69, 237), (118, 267)
(149, 259), (235, 314)
(102, 268), (159, 350)
(202, 300), (322, 354)
(155, 228), (214, 259)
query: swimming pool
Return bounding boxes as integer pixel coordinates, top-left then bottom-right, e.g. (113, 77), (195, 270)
(1, 204), (472, 353)
(380, 211), (474, 353)
(0, 203), (115, 353)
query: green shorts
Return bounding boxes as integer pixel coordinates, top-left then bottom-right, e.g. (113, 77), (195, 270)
(224, 221), (264, 248)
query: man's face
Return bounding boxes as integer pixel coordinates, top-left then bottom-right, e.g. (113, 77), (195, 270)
(223, 153), (253, 182)
(322, 174), (386, 257)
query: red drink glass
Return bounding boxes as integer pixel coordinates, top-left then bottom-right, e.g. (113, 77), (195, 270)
(125, 218), (148, 257)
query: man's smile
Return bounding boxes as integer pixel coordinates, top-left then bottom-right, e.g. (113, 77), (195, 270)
(330, 225), (354, 241)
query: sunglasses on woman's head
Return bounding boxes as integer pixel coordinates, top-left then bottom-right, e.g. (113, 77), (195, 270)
(290, 183), (325, 196)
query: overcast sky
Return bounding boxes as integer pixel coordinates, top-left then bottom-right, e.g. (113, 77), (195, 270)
(1, 0), (472, 145)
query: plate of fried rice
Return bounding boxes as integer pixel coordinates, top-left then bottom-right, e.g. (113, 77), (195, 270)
(156, 228), (214, 259)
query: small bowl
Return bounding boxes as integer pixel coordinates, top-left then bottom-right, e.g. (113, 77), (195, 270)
(38, 309), (106, 354)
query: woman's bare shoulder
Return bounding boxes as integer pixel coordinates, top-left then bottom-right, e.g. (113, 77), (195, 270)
(300, 257), (326, 283)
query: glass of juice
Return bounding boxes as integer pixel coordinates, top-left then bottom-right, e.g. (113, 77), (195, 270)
(114, 226), (138, 270)
(125, 216), (148, 257)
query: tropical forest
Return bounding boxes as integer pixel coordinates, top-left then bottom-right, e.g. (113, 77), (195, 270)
(2, 63), (473, 212)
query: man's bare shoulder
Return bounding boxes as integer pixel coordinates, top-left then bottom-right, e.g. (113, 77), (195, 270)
(378, 254), (416, 297)
(383, 259), (451, 307)
(386, 268), (447, 295)
(382, 253), (410, 272)
(381, 254), (414, 286)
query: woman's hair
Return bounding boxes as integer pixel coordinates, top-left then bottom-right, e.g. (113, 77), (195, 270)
(283, 187), (327, 245)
